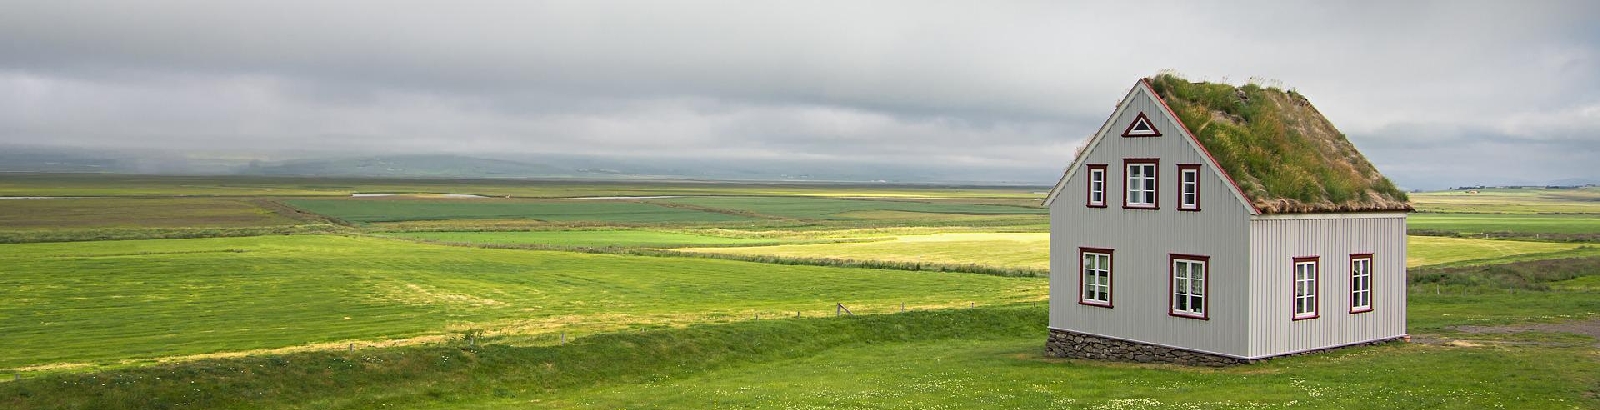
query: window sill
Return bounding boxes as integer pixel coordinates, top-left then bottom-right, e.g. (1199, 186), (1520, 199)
(1350, 307), (1373, 314)
(1078, 300), (1114, 309)
(1292, 313), (1320, 321)
(1169, 312), (1208, 320)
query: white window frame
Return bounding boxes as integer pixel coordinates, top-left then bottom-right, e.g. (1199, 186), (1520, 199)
(1293, 258), (1319, 320)
(1123, 160), (1158, 209)
(1350, 255), (1373, 313)
(1080, 248), (1113, 307)
(1178, 165), (1200, 211)
(1086, 165), (1107, 207)
(1170, 255), (1208, 319)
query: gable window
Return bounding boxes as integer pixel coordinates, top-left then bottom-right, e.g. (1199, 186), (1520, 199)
(1178, 164), (1200, 211)
(1086, 164), (1108, 208)
(1121, 112), (1162, 137)
(1350, 254), (1373, 313)
(1293, 257), (1319, 320)
(1170, 254), (1209, 319)
(1079, 248), (1113, 307)
(1123, 159), (1158, 209)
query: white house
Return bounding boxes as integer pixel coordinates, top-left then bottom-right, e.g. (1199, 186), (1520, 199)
(1043, 75), (1412, 365)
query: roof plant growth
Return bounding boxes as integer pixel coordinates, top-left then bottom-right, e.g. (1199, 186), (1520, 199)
(1146, 74), (1411, 213)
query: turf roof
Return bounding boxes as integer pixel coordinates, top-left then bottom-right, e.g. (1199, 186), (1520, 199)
(1146, 74), (1411, 214)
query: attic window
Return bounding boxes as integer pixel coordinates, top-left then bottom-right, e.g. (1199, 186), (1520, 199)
(1123, 159), (1158, 209)
(1121, 112), (1162, 137)
(1086, 164), (1107, 208)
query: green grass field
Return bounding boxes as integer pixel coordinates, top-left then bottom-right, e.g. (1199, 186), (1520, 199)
(652, 196), (1044, 220)
(0, 198), (303, 230)
(389, 230), (785, 248)
(1410, 212), (1600, 235)
(1406, 236), (1582, 267)
(3, 177), (1600, 409)
(284, 199), (757, 224)
(0, 235), (1043, 370)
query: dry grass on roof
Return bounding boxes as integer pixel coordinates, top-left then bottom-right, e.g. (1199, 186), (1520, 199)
(1146, 74), (1411, 214)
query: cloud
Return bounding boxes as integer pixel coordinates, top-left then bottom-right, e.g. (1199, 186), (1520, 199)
(1, 1), (1597, 188)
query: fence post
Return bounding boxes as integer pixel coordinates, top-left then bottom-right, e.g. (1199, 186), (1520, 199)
(561, 331), (566, 345)
(348, 343), (354, 352)
(901, 303), (905, 313)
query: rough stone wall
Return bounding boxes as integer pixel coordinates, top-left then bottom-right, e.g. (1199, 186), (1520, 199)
(1044, 328), (1403, 367)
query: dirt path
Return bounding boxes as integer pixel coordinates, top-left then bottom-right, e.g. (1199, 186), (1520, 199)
(1412, 318), (1600, 348)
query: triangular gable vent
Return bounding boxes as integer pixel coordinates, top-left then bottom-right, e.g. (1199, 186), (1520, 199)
(1121, 112), (1161, 137)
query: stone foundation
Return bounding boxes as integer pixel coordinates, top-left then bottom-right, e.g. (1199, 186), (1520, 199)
(1045, 328), (1405, 367)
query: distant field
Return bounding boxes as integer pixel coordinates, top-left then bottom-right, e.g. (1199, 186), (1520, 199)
(653, 196), (1044, 220)
(1411, 187), (1600, 214)
(0, 198), (301, 229)
(682, 233), (1050, 271)
(0, 173), (1045, 199)
(1406, 236), (1581, 267)
(284, 199), (756, 224)
(0, 235), (1044, 369)
(390, 230), (783, 248)
(1410, 213), (1600, 235)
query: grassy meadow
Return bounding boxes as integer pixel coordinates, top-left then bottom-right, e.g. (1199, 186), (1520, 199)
(2, 174), (1599, 409)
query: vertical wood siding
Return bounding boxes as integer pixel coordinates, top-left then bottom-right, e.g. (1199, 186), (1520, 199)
(1246, 214), (1408, 358)
(1049, 89), (1255, 357)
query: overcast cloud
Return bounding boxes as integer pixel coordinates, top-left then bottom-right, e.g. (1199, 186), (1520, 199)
(2, 1), (1597, 188)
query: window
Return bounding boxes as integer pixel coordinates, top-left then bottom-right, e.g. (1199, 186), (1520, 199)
(1350, 254), (1373, 313)
(1121, 112), (1162, 137)
(1293, 257), (1319, 320)
(1178, 164), (1200, 211)
(1086, 164), (1107, 208)
(1123, 159), (1158, 209)
(1079, 248), (1113, 307)
(1170, 255), (1209, 319)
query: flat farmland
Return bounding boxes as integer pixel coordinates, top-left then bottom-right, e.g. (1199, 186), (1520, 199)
(285, 198), (756, 224)
(0, 235), (1044, 370)
(1406, 236), (1584, 267)
(1409, 212), (1600, 235)
(0, 198), (304, 230)
(651, 196), (1044, 220)
(1410, 187), (1600, 214)
(389, 230), (786, 248)
(682, 232), (1051, 271)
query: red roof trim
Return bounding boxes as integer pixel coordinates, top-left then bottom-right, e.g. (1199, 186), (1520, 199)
(1141, 78), (1260, 215)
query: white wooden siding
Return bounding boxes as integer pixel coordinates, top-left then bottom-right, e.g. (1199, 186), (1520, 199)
(1049, 88), (1256, 358)
(1246, 213), (1408, 358)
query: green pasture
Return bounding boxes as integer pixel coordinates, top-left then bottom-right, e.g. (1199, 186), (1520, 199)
(529, 337), (1593, 410)
(1406, 236), (1582, 267)
(1411, 187), (1600, 214)
(1410, 212), (1600, 235)
(0, 235), (1043, 370)
(652, 196), (1043, 220)
(0, 198), (301, 230)
(389, 230), (784, 248)
(284, 199), (755, 224)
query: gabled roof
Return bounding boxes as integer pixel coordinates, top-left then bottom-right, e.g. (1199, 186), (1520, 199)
(1046, 75), (1411, 214)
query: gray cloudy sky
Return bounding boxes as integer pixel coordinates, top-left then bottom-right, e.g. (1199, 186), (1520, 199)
(2, 1), (1597, 188)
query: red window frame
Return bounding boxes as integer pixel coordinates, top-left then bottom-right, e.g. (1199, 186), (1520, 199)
(1085, 164), (1108, 208)
(1120, 112), (1162, 138)
(1177, 164), (1201, 211)
(1292, 256), (1320, 321)
(1169, 254), (1210, 320)
(1122, 158), (1160, 210)
(1350, 254), (1374, 314)
(1078, 247), (1114, 308)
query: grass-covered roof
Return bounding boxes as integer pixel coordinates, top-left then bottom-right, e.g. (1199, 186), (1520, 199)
(1146, 74), (1411, 214)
